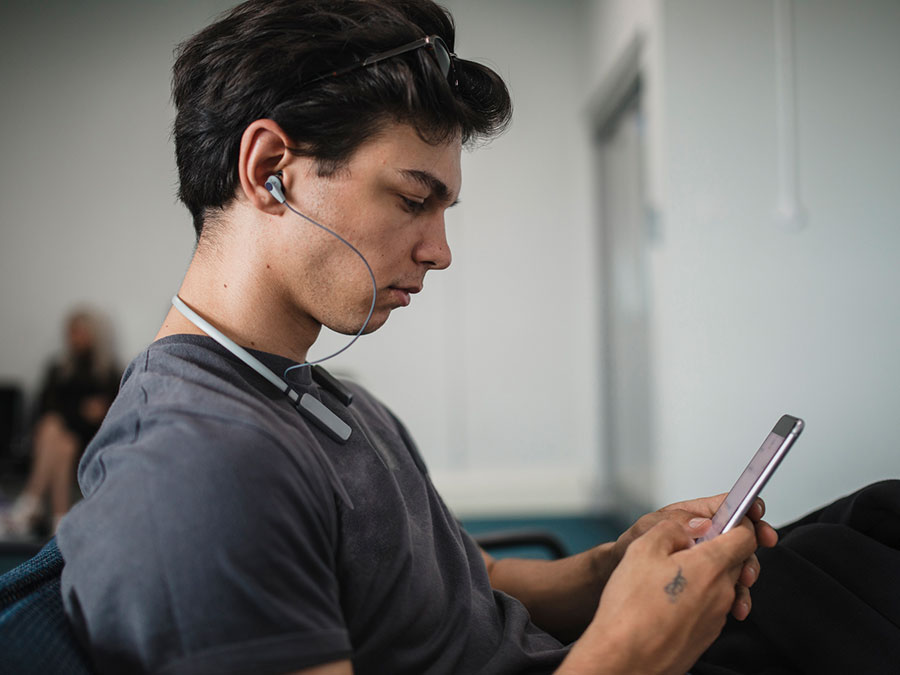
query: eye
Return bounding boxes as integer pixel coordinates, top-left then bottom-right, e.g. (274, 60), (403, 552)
(399, 195), (427, 213)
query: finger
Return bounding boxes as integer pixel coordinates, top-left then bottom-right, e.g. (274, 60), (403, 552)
(747, 498), (766, 522)
(738, 553), (759, 588)
(688, 516), (712, 539)
(731, 583), (752, 621)
(638, 519), (695, 555)
(657, 508), (713, 537)
(754, 518), (779, 548)
(636, 509), (713, 541)
(704, 525), (757, 571)
(662, 494), (725, 518)
(651, 508), (692, 524)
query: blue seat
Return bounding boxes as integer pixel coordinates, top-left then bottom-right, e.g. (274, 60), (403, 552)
(0, 537), (94, 675)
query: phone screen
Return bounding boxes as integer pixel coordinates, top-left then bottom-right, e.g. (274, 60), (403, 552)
(696, 414), (803, 543)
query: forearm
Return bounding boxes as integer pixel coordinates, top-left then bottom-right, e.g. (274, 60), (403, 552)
(554, 620), (635, 675)
(485, 542), (617, 643)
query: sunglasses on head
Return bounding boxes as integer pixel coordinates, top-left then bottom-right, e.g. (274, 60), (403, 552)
(303, 35), (458, 90)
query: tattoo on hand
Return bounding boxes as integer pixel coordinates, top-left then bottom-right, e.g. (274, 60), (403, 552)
(664, 568), (687, 603)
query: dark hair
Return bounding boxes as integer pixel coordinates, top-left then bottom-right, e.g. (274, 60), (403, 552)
(172, 0), (512, 238)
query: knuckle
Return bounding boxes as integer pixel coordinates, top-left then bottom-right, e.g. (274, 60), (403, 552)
(661, 518), (684, 534)
(627, 531), (651, 555)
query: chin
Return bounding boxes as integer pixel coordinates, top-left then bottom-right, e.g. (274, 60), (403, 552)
(360, 312), (390, 335)
(328, 310), (390, 336)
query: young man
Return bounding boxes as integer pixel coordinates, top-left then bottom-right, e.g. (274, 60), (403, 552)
(57, 1), (775, 673)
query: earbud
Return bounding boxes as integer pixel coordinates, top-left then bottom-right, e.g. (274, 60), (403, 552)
(264, 174), (286, 204)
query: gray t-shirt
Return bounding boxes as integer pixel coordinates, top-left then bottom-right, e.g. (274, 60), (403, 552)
(58, 335), (568, 674)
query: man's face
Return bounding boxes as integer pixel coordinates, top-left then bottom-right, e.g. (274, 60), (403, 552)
(273, 122), (461, 337)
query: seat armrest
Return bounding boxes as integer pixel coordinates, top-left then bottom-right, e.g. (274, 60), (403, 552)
(474, 528), (568, 559)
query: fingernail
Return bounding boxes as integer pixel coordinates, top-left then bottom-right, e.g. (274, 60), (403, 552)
(689, 518), (707, 529)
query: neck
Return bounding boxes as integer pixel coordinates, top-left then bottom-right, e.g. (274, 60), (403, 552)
(156, 226), (321, 363)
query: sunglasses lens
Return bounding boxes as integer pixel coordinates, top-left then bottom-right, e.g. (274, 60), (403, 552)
(431, 37), (451, 78)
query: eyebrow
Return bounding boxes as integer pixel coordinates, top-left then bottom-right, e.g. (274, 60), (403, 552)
(397, 169), (459, 206)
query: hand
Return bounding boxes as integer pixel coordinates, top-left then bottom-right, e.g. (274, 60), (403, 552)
(662, 494), (778, 548)
(610, 495), (777, 621)
(80, 395), (110, 425)
(664, 494), (778, 621)
(560, 518), (757, 675)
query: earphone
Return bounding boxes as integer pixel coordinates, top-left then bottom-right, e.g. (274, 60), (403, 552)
(264, 173), (287, 204)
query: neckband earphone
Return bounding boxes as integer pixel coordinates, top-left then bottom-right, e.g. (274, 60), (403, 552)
(172, 294), (353, 443)
(171, 173), (376, 444)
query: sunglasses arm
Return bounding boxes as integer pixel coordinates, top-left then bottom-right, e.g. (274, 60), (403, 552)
(360, 37), (431, 67)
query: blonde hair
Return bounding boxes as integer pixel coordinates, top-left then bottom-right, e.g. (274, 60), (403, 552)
(59, 307), (117, 380)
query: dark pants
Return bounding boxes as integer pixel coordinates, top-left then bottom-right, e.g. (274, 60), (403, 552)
(694, 479), (900, 674)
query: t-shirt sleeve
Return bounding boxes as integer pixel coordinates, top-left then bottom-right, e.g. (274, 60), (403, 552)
(59, 411), (351, 675)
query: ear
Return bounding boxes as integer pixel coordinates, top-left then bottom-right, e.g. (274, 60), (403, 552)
(237, 119), (294, 214)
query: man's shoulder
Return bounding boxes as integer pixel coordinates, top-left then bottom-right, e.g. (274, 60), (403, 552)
(123, 334), (271, 401)
(114, 335), (295, 431)
(79, 335), (338, 496)
(62, 337), (343, 570)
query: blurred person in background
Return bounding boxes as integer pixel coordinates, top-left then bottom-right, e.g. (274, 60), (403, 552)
(0, 308), (120, 536)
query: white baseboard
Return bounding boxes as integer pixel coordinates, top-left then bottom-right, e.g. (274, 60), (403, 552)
(429, 467), (615, 519)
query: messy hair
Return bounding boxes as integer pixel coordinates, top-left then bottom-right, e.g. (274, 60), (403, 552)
(172, 0), (512, 238)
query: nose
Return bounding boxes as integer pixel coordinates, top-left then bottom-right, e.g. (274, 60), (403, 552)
(414, 213), (452, 271)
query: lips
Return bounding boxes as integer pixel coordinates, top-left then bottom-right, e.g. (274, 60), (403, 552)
(388, 283), (422, 307)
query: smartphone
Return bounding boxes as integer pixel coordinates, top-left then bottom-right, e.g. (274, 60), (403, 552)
(696, 414), (804, 543)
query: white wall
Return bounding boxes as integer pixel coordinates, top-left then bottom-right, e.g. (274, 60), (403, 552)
(587, 0), (900, 525)
(6, 0), (895, 525)
(659, 0), (900, 525)
(0, 0), (219, 394)
(0, 1), (601, 517)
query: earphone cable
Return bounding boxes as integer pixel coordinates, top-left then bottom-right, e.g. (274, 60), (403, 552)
(281, 200), (377, 377)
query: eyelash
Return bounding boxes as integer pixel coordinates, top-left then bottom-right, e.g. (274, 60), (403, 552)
(400, 195), (427, 213)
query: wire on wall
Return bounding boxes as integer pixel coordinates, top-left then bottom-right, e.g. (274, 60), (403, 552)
(774, 0), (807, 231)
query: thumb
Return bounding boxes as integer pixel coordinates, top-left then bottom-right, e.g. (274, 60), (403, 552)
(704, 523), (757, 569)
